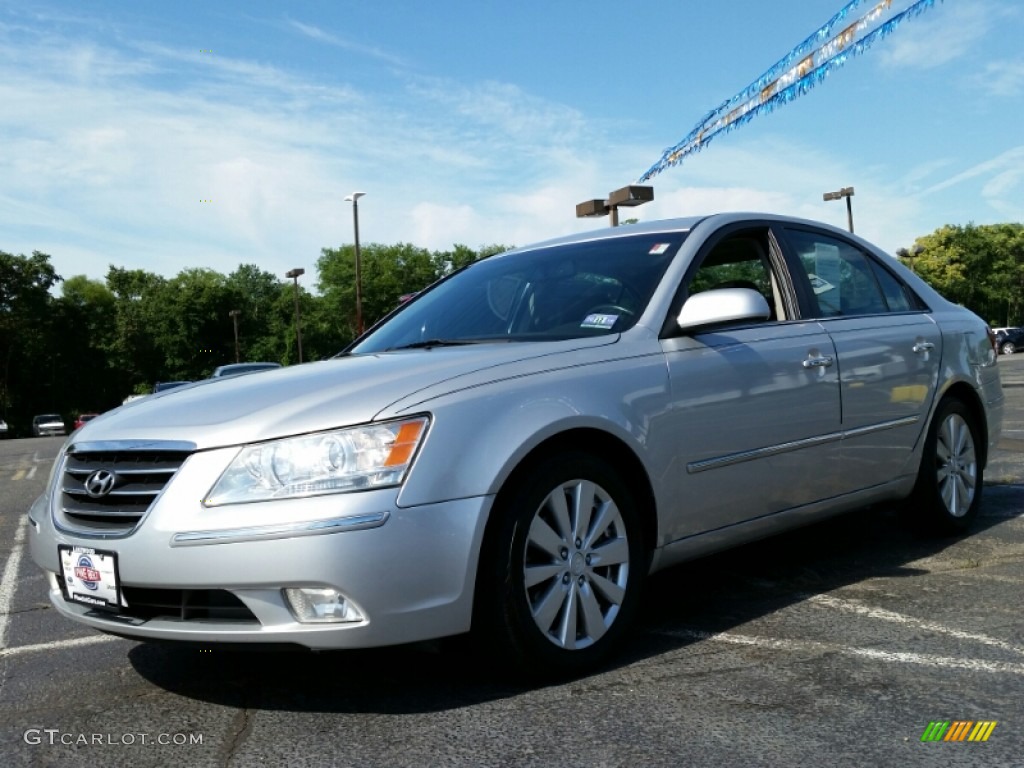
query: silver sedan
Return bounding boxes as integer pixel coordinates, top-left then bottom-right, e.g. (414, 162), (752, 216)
(28, 213), (1003, 676)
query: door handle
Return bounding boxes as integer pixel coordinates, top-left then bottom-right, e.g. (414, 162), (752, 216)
(913, 341), (935, 354)
(802, 356), (834, 369)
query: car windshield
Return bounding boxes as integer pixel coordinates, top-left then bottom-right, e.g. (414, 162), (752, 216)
(350, 233), (684, 354)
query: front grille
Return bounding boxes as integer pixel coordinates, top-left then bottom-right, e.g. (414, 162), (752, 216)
(57, 576), (258, 623)
(119, 587), (259, 622)
(59, 448), (192, 535)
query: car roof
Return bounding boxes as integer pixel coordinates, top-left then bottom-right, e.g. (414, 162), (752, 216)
(502, 212), (867, 256)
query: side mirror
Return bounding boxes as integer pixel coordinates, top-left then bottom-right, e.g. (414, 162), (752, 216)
(677, 288), (771, 332)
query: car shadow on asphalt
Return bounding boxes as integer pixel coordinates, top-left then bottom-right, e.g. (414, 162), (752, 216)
(126, 487), (1021, 714)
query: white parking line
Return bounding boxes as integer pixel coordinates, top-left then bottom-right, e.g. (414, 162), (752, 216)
(0, 516), (27, 649)
(807, 593), (1024, 657)
(0, 634), (121, 658)
(661, 629), (1024, 675)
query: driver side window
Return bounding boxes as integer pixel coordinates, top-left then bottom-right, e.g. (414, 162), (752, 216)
(687, 231), (782, 320)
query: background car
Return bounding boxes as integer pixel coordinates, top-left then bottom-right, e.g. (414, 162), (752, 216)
(0, 418), (8, 438)
(28, 214), (1002, 677)
(153, 380), (192, 392)
(994, 327), (1024, 355)
(210, 362), (282, 378)
(31, 413), (66, 437)
(73, 413), (100, 430)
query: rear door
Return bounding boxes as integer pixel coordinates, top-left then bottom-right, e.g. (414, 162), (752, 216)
(777, 225), (941, 492)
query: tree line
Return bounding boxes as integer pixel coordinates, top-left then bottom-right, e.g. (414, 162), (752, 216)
(0, 242), (504, 436)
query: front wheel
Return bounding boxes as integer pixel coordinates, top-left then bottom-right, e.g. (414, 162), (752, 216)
(909, 398), (983, 534)
(475, 452), (646, 677)
(1001, 342), (1015, 355)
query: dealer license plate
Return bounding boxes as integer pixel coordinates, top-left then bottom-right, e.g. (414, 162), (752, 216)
(59, 545), (121, 610)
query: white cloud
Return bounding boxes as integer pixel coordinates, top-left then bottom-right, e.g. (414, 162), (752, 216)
(286, 19), (406, 67)
(976, 58), (1024, 96)
(920, 146), (1024, 195)
(877, 1), (991, 70)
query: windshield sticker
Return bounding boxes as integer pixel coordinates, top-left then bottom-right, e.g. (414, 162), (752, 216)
(649, 243), (671, 255)
(581, 313), (619, 330)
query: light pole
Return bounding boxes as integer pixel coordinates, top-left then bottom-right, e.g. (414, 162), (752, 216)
(228, 309), (241, 363)
(576, 185), (653, 227)
(823, 186), (855, 233)
(285, 268), (305, 363)
(344, 191), (366, 335)
(896, 244), (924, 273)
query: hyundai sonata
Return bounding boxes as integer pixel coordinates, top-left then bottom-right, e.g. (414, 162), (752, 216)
(28, 213), (1003, 675)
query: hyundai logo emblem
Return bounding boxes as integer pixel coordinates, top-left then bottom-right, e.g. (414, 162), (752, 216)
(84, 470), (117, 498)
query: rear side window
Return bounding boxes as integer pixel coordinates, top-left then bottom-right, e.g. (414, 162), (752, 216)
(784, 229), (906, 317)
(868, 260), (915, 312)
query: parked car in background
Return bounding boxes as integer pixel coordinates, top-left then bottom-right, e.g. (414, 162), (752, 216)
(0, 418), (8, 438)
(32, 414), (66, 437)
(994, 327), (1024, 355)
(29, 213), (1003, 677)
(74, 413), (100, 430)
(153, 380), (192, 393)
(210, 362), (282, 378)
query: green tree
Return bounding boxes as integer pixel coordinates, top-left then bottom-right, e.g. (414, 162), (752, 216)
(150, 268), (237, 378)
(899, 223), (1024, 325)
(317, 242), (438, 344)
(106, 266), (167, 393)
(0, 250), (62, 430)
(53, 275), (120, 413)
(225, 264), (283, 362)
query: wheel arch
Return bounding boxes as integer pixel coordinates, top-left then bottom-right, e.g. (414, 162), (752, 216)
(471, 427), (659, 617)
(934, 380), (989, 469)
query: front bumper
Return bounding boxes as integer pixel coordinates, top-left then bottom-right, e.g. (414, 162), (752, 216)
(28, 487), (494, 649)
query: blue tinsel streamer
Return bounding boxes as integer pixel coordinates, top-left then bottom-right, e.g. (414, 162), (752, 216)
(638, 0), (940, 183)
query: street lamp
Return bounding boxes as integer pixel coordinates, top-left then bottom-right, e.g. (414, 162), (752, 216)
(228, 309), (241, 363)
(823, 186), (855, 233)
(576, 184), (653, 227)
(344, 191), (366, 335)
(285, 267), (305, 363)
(896, 244), (924, 273)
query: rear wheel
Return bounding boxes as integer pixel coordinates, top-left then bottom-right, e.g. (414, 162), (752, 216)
(476, 452), (645, 677)
(910, 397), (983, 534)
(1001, 342), (1015, 355)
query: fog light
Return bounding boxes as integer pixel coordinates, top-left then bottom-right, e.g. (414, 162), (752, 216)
(284, 588), (364, 623)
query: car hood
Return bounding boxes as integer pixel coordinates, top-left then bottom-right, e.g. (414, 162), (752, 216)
(73, 337), (619, 450)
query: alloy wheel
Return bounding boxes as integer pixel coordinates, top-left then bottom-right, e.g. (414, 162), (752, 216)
(935, 412), (978, 518)
(522, 478), (631, 650)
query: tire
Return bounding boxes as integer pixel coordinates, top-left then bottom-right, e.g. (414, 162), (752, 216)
(475, 451), (646, 677)
(910, 398), (983, 534)
(1001, 342), (1015, 355)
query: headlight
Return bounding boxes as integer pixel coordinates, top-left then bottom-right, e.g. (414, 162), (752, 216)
(204, 416), (429, 506)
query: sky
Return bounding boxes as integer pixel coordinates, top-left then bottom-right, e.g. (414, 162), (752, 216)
(1, 0), (1022, 287)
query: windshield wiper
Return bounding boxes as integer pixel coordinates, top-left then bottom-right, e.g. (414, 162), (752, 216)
(385, 337), (517, 351)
